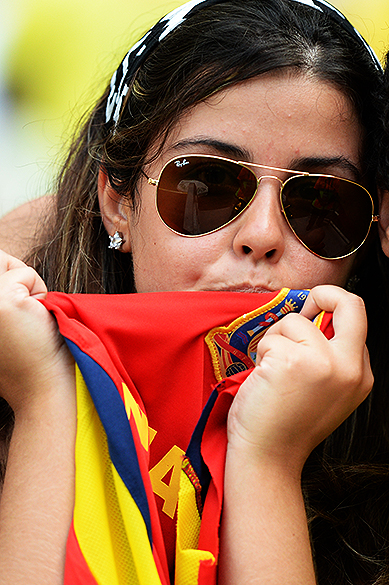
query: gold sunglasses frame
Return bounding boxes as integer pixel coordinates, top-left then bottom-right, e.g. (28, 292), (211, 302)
(147, 153), (379, 260)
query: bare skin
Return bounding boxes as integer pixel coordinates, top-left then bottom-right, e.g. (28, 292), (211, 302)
(0, 195), (54, 260)
(378, 190), (389, 256)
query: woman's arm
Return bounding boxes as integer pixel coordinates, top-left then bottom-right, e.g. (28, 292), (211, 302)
(218, 286), (373, 585)
(0, 251), (76, 584)
(0, 195), (55, 259)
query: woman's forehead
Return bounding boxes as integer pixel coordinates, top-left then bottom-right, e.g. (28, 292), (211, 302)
(155, 74), (363, 175)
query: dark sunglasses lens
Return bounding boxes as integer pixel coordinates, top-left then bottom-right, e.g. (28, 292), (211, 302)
(156, 156), (257, 235)
(281, 175), (373, 259)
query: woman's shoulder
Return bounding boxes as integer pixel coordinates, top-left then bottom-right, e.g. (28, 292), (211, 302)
(0, 195), (55, 260)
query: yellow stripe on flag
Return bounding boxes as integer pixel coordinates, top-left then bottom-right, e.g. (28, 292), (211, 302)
(73, 366), (162, 585)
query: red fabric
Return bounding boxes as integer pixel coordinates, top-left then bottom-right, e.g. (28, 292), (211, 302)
(42, 290), (333, 577)
(43, 290), (280, 572)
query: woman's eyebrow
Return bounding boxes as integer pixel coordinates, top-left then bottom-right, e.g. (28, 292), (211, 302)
(289, 156), (362, 181)
(169, 137), (252, 160)
(168, 141), (362, 181)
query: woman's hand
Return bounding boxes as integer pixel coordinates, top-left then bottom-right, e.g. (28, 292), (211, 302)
(0, 250), (74, 415)
(227, 284), (373, 473)
(219, 285), (373, 585)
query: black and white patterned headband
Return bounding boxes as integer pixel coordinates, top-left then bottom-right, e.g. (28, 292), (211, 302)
(105, 0), (383, 128)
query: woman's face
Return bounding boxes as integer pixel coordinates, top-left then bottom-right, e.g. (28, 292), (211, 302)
(121, 73), (364, 293)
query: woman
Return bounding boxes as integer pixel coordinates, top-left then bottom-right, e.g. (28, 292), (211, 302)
(0, 0), (387, 583)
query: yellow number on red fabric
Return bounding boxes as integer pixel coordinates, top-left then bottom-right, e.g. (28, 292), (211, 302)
(149, 445), (185, 519)
(122, 383), (156, 451)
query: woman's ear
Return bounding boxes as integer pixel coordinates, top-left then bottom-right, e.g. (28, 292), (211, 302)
(378, 189), (389, 258)
(97, 168), (132, 253)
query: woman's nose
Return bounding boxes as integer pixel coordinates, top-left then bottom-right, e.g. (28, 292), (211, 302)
(232, 177), (287, 261)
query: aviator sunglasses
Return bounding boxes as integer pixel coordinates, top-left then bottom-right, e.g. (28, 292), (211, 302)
(147, 154), (379, 260)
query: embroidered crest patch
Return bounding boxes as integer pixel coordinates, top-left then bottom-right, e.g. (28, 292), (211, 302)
(205, 288), (309, 381)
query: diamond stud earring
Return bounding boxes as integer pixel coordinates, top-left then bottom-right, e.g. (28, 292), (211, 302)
(108, 231), (124, 250)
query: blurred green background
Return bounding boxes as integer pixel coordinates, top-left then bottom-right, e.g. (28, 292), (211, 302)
(0, 0), (388, 216)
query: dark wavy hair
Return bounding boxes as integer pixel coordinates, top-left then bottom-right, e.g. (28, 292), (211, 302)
(10, 1), (389, 582)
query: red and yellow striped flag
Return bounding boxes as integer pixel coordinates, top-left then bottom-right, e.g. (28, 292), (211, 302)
(42, 289), (332, 584)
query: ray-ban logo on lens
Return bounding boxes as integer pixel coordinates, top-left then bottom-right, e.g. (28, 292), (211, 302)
(175, 159), (190, 167)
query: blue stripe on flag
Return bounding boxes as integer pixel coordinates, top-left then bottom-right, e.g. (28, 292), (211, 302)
(65, 338), (153, 543)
